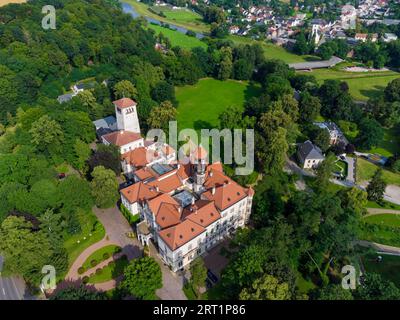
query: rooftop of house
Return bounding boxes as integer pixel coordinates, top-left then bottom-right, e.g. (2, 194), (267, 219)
(298, 140), (325, 161)
(102, 130), (143, 147)
(93, 116), (117, 130)
(113, 97), (137, 109)
(158, 219), (206, 251)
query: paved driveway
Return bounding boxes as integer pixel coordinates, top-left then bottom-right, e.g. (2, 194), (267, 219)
(148, 242), (187, 300)
(93, 206), (142, 260)
(62, 206), (142, 292)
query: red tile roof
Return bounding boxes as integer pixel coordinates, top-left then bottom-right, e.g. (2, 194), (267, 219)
(120, 182), (159, 204)
(183, 200), (221, 228)
(202, 179), (248, 211)
(158, 219), (205, 251)
(122, 147), (158, 168)
(156, 202), (182, 229)
(103, 131), (142, 147)
(147, 193), (179, 217)
(134, 167), (157, 181)
(148, 173), (183, 193)
(113, 98), (137, 109)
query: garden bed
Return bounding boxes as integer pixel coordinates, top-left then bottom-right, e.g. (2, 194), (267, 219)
(80, 245), (122, 273)
(87, 255), (129, 284)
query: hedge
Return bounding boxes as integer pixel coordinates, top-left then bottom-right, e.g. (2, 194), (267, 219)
(120, 204), (140, 225)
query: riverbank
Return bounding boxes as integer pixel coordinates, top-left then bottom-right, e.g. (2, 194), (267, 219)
(122, 0), (208, 36)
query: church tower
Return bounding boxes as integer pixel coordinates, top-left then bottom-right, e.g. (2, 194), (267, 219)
(311, 24), (320, 46)
(113, 98), (141, 134)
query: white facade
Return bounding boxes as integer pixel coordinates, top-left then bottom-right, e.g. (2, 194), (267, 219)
(116, 103), (140, 133)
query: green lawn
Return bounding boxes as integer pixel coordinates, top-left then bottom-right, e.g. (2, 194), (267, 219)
(88, 256), (129, 284)
(148, 24), (206, 49)
(228, 35), (311, 64)
(356, 158), (400, 187)
(124, 0), (209, 33)
(298, 65), (400, 101)
(81, 245), (121, 271)
(360, 214), (400, 247)
(361, 252), (400, 287)
(364, 213), (400, 228)
(63, 209), (105, 268)
(366, 200), (400, 211)
(176, 78), (261, 131)
(150, 5), (204, 26)
(365, 127), (400, 158)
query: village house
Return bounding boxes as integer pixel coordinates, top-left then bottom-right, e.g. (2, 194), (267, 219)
(297, 140), (325, 169)
(314, 121), (349, 146)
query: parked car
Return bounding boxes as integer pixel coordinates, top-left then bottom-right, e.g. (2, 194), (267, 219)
(206, 278), (213, 289)
(207, 269), (218, 284)
(58, 173), (66, 179)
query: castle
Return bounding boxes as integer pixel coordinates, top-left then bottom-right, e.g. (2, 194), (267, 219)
(96, 98), (254, 272)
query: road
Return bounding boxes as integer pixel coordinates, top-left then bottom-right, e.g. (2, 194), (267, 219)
(0, 276), (30, 300)
(0, 256), (34, 300)
(286, 158), (400, 205)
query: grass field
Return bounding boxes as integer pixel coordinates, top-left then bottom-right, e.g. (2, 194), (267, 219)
(125, 0), (209, 33)
(175, 78), (261, 131)
(365, 127), (400, 158)
(356, 158), (400, 186)
(360, 214), (400, 247)
(298, 65), (400, 101)
(148, 24), (206, 49)
(228, 35), (313, 64)
(366, 200), (400, 210)
(361, 252), (400, 287)
(63, 210), (105, 268)
(0, 0), (25, 6)
(364, 214), (400, 228)
(150, 5), (203, 25)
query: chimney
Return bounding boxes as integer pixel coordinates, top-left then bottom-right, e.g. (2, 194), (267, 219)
(209, 170), (213, 177)
(155, 186), (159, 192)
(191, 197), (195, 205)
(211, 186), (216, 195)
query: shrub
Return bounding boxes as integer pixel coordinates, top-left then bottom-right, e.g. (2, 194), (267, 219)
(91, 259), (98, 267)
(103, 252), (110, 260)
(78, 267), (85, 275)
(82, 276), (89, 284)
(115, 247), (122, 253)
(108, 261), (116, 268)
(96, 268), (103, 275)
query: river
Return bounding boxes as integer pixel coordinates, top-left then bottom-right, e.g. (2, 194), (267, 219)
(121, 1), (205, 39)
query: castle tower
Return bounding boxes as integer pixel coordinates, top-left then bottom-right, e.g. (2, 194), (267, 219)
(190, 145), (208, 192)
(113, 98), (141, 134)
